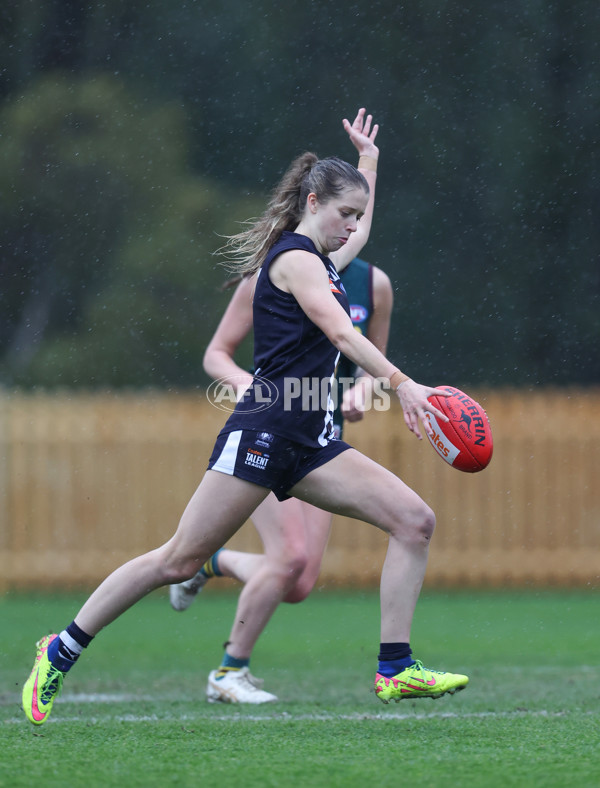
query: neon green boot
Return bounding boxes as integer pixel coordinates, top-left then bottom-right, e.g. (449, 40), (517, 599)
(375, 659), (468, 703)
(22, 635), (66, 725)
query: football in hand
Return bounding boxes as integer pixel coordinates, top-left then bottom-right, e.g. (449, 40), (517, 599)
(425, 386), (493, 472)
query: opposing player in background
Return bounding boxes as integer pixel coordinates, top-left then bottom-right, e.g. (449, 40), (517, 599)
(22, 108), (468, 726)
(169, 255), (393, 704)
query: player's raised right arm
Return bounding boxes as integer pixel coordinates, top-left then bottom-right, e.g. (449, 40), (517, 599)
(281, 252), (449, 439)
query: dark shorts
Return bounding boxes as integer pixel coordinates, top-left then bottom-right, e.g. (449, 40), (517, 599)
(208, 429), (352, 501)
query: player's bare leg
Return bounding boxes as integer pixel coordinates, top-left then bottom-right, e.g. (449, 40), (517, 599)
(289, 449), (469, 702)
(75, 471), (270, 636)
(202, 497), (332, 704)
(23, 471), (270, 723)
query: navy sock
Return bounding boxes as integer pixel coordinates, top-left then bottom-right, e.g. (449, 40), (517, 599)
(377, 642), (415, 677)
(48, 621), (94, 673)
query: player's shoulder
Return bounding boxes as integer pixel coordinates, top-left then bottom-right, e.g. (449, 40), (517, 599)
(346, 256), (370, 273)
(275, 246), (329, 273)
(371, 264), (393, 296)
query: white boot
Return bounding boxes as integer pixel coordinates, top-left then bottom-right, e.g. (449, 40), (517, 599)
(206, 667), (278, 704)
(169, 571), (209, 611)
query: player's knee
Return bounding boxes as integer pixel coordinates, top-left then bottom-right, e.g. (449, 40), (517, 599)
(259, 551), (307, 599)
(282, 559), (321, 603)
(275, 539), (309, 579)
(279, 552), (308, 588)
(161, 553), (207, 585)
(283, 576), (313, 604)
(391, 502), (436, 546)
(411, 504), (436, 543)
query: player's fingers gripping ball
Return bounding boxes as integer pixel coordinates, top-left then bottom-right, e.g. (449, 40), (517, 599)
(425, 386), (493, 472)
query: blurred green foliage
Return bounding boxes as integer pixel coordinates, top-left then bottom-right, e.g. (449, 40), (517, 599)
(0, 1), (598, 388)
(0, 72), (260, 386)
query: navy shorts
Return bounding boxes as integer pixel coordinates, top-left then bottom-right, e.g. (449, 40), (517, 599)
(208, 429), (352, 501)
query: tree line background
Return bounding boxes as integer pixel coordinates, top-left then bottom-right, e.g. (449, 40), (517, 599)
(1, 0), (598, 390)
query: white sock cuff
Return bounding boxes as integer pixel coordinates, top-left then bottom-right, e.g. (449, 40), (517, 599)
(60, 629), (84, 656)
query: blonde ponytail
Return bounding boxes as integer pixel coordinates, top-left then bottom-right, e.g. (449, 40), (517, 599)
(217, 153), (368, 275)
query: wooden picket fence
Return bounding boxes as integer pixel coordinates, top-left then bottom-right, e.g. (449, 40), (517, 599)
(0, 387), (598, 590)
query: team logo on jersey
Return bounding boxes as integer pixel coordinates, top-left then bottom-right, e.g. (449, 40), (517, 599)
(350, 304), (368, 323)
(244, 448), (270, 469)
(329, 278), (342, 294)
(255, 432), (274, 448)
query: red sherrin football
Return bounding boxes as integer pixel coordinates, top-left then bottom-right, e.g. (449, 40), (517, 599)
(425, 386), (493, 472)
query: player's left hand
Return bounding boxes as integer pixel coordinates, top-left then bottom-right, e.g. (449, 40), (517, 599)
(342, 108), (379, 160)
(395, 380), (450, 440)
(340, 380), (369, 422)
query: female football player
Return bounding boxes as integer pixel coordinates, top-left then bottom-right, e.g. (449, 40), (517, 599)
(22, 108), (468, 725)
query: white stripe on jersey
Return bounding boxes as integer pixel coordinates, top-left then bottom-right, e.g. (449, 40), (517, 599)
(317, 356), (340, 447)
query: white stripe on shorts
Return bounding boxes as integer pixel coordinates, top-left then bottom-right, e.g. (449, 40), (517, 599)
(211, 430), (243, 475)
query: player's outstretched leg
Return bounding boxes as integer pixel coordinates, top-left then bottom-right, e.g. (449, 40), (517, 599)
(288, 450), (470, 706)
(169, 548), (224, 611)
(22, 635), (66, 725)
(374, 660), (469, 703)
(206, 666), (278, 704)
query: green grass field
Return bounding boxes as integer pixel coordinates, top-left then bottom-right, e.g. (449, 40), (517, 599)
(2, 588), (599, 788)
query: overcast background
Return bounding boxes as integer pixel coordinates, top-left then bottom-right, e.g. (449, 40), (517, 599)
(1, 0), (597, 389)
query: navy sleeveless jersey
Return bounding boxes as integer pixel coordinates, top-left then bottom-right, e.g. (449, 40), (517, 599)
(221, 231), (350, 447)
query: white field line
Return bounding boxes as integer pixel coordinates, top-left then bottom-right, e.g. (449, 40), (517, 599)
(37, 711), (582, 726)
(3, 691), (594, 725)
